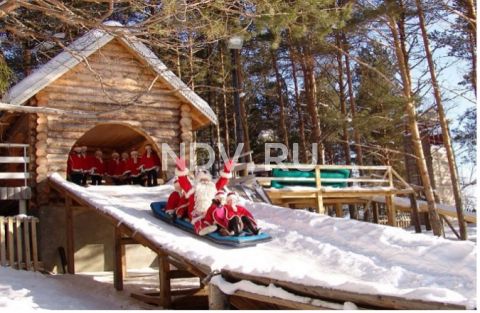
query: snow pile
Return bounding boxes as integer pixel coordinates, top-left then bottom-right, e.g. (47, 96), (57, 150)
(0, 267), (145, 310)
(210, 275), (357, 309)
(48, 173), (477, 308)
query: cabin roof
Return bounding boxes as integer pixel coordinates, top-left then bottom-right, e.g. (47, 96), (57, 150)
(2, 27), (218, 127)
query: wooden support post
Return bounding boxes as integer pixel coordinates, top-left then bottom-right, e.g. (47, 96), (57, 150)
(31, 219), (39, 271)
(19, 200), (27, 215)
(7, 217), (14, 267)
(15, 216), (23, 269)
(114, 227), (125, 291)
(386, 195), (396, 226)
(0, 217), (6, 266)
(208, 284), (229, 309)
(334, 203), (343, 217)
(409, 194), (422, 233)
(65, 197), (75, 274)
(23, 218), (31, 270)
(158, 253), (171, 308)
(372, 202), (379, 224)
(314, 167), (324, 214)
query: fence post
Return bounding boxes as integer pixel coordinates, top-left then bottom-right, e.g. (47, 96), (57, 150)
(314, 167), (325, 214)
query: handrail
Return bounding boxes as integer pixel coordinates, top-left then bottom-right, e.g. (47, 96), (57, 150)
(0, 143), (29, 148)
(0, 143), (30, 187)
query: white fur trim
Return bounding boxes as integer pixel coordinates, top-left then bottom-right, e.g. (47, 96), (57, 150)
(191, 214), (204, 225)
(220, 171), (232, 179)
(185, 187), (195, 198)
(175, 168), (189, 176)
(199, 224), (217, 236)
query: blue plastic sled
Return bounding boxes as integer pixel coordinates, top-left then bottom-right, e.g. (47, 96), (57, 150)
(150, 201), (272, 247)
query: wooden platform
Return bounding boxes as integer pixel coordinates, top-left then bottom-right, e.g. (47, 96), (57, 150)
(233, 163), (416, 227)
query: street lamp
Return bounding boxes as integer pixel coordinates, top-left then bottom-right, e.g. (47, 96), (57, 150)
(228, 35), (245, 162)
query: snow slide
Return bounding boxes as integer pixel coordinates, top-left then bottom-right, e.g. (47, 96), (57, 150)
(48, 173), (476, 309)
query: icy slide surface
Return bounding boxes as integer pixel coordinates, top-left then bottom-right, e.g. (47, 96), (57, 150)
(49, 173), (476, 308)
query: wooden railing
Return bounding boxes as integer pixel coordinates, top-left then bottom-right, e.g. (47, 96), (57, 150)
(0, 215), (40, 271)
(231, 163), (415, 226)
(231, 163), (413, 191)
(0, 143), (31, 214)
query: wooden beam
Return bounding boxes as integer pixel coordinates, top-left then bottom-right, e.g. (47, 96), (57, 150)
(15, 216), (23, 269)
(7, 217), (14, 267)
(334, 203), (343, 217)
(386, 195), (396, 226)
(65, 197), (75, 274)
(208, 284), (229, 309)
(158, 253), (171, 308)
(0, 102), (98, 118)
(0, 217), (6, 266)
(314, 167), (324, 214)
(0, 172), (31, 179)
(221, 269), (466, 310)
(114, 227), (125, 291)
(231, 289), (343, 310)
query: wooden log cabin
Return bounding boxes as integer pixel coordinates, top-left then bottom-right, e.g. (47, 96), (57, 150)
(0, 27), (217, 271)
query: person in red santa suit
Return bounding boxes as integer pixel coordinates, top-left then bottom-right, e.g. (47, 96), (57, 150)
(128, 150), (144, 186)
(174, 157), (234, 236)
(67, 145), (84, 185)
(107, 151), (122, 185)
(164, 178), (189, 219)
(141, 144), (161, 187)
(223, 191), (260, 235)
(90, 149), (106, 185)
(80, 146), (93, 186)
(120, 152), (131, 185)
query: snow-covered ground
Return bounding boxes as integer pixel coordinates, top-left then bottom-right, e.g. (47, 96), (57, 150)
(0, 267), (148, 310)
(0, 173), (476, 310)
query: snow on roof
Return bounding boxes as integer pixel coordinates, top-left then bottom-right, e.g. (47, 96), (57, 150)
(48, 173), (476, 308)
(3, 26), (218, 125)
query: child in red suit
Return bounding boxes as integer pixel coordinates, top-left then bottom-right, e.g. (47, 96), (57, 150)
(222, 191), (259, 235)
(165, 178), (189, 219)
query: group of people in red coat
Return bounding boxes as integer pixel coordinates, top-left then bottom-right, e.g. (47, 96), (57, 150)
(67, 144), (161, 187)
(164, 157), (259, 237)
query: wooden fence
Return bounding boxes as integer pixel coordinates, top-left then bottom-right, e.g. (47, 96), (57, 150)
(0, 215), (40, 271)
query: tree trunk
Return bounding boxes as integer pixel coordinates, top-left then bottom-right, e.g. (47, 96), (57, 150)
(299, 42), (324, 164)
(335, 33), (351, 165)
(342, 33), (363, 165)
(462, 0), (477, 94)
(236, 50), (252, 162)
(219, 46), (231, 157)
(387, 14), (443, 236)
(288, 43), (308, 163)
(271, 49), (291, 161)
(415, 0), (467, 239)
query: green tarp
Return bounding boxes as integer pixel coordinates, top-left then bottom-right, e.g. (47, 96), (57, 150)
(271, 168), (351, 189)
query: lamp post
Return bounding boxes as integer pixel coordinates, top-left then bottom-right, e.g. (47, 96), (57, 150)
(228, 36), (245, 162)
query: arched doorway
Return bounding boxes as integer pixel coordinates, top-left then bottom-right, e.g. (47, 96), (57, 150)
(74, 123), (159, 155)
(68, 123), (163, 184)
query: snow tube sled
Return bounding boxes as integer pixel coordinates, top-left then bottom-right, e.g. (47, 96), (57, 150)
(150, 201), (272, 247)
